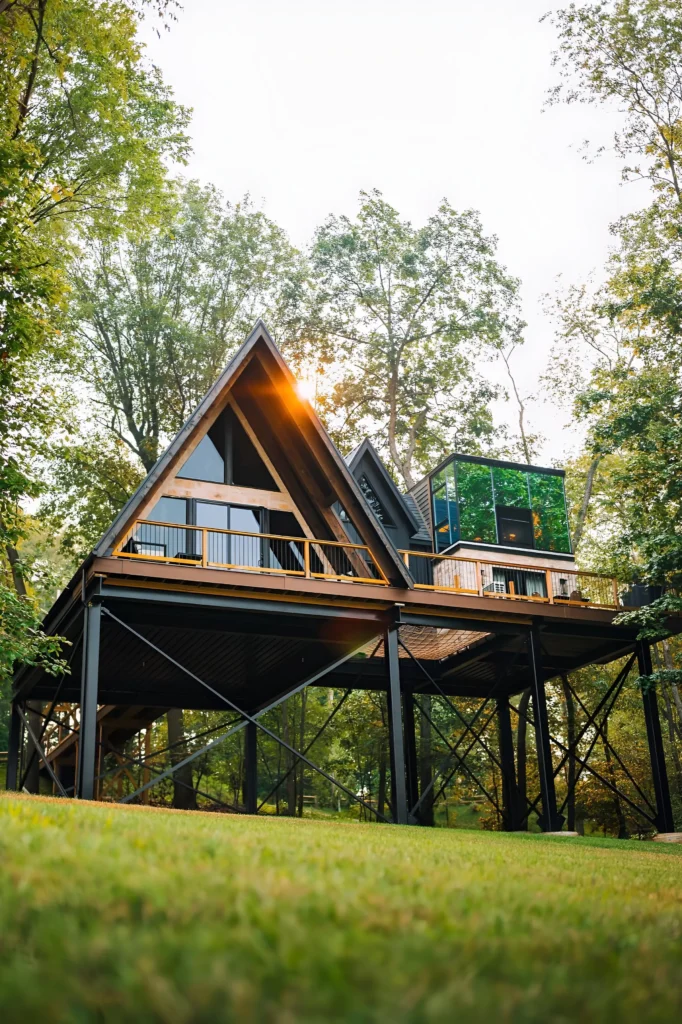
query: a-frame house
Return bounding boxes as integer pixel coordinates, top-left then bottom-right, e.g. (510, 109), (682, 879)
(8, 323), (681, 833)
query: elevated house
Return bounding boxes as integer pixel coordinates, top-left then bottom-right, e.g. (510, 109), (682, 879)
(8, 323), (680, 832)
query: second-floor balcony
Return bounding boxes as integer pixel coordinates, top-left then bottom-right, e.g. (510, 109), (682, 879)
(113, 519), (632, 611)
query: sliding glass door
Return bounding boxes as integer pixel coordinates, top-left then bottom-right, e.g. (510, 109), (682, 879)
(195, 501), (262, 567)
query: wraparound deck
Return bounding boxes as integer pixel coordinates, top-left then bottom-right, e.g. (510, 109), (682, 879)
(113, 518), (631, 612)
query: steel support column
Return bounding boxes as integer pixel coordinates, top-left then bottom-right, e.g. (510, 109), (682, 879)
(638, 641), (675, 833)
(77, 601), (101, 800)
(385, 627), (408, 825)
(497, 696), (525, 831)
(23, 702), (42, 793)
(403, 691), (419, 823)
(528, 627), (564, 832)
(6, 702), (21, 791)
(244, 721), (258, 814)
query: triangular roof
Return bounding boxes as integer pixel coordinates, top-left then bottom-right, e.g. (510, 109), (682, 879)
(345, 438), (421, 536)
(96, 321), (413, 589)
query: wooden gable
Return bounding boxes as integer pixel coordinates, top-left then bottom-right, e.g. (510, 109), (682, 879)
(96, 322), (414, 589)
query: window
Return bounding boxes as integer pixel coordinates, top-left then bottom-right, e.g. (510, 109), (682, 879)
(230, 409), (277, 490)
(358, 475), (394, 526)
(149, 496), (187, 524)
(177, 426), (225, 484)
(429, 456), (571, 554)
(528, 472), (571, 553)
(175, 407), (277, 491)
(456, 462), (496, 545)
(495, 506), (533, 548)
(138, 496), (189, 559)
(196, 500), (229, 563)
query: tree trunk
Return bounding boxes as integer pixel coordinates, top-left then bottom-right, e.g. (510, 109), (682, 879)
(167, 708), (196, 809)
(377, 742), (387, 821)
(297, 690), (307, 817)
(661, 641), (682, 732)
(602, 719), (628, 838)
(516, 688), (531, 827)
(561, 675), (576, 832)
(572, 456), (601, 552)
(281, 702), (296, 816)
(418, 694), (434, 826)
(662, 684), (682, 795)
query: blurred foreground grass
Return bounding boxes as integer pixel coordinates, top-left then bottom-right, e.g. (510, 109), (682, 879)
(1, 793), (681, 1023)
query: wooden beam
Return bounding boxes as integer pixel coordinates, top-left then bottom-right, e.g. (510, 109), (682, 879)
(163, 480), (295, 513)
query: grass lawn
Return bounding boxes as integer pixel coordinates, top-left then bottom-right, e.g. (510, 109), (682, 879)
(1, 794), (681, 1023)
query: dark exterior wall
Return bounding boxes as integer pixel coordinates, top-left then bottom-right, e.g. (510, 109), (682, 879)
(349, 449), (430, 552)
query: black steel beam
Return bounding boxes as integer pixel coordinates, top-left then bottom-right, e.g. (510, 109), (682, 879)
(528, 626), (564, 832)
(638, 641), (675, 833)
(403, 691), (419, 818)
(244, 722), (257, 815)
(76, 601), (101, 800)
(497, 697), (525, 831)
(385, 628), (408, 825)
(5, 703), (21, 791)
(100, 584), (388, 625)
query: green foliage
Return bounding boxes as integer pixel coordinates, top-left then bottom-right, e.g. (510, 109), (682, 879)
(1, 795), (682, 1021)
(40, 432), (144, 560)
(70, 181), (310, 471)
(309, 190), (523, 488)
(0, 0), (190, 727)
(546, 1), (682, 614)
(545, 1), (682, 201)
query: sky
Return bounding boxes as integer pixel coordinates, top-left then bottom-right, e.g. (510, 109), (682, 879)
(140, 0), (648, 465)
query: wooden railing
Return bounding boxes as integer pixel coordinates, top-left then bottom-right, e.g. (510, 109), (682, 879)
(111, 520), (628, 608)
(113, 519), (389, 586)
(399, 549), (627, 610)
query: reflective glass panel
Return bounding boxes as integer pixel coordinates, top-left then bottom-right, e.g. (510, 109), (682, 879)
(492, 466), (529, 508)
(177, 433), (224, 483)
(229, 506), (262, 568)
(148, 496), (187, 524)
(445, 461), (459, 543)
(528, 472), (571, 553)
(456, 461), (497, 543)
(196, 501), (229, 563)
(141, 497), (188, 558)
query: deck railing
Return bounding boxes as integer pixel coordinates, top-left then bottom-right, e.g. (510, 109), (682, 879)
(111, 520), (629, 608)
(113, 519), (388, 585)
(399, 549), (627, 610)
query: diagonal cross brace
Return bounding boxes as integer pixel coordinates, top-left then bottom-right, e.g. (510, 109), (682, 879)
(516, 701), (657, 827)
(399, 637), (505, 774)
(102, 608), (389, 821)
(258, 687), (354, 812)
(15, 705), (68, 798)
(412, 695), (502, 816)
(565, 676), (657, 817)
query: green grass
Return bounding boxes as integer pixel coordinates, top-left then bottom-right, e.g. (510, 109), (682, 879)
(1, 794), (681, 1023)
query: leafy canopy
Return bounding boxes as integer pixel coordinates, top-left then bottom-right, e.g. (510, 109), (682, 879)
(309, 190), (524, 488)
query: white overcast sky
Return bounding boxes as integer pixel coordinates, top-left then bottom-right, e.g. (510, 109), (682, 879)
(140, 0), (648, 465)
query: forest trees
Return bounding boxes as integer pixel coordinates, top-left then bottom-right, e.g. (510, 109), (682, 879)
(309, 190), (524, 489)
(0, 0), (190, 731)
(545, 1), (682, 631)
(69, 183), (308, 474)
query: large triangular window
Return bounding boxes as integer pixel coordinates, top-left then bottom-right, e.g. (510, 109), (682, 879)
(176, 406), (277, 491)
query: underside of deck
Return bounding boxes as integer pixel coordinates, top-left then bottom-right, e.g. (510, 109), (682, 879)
(16, 557), (647, 712)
